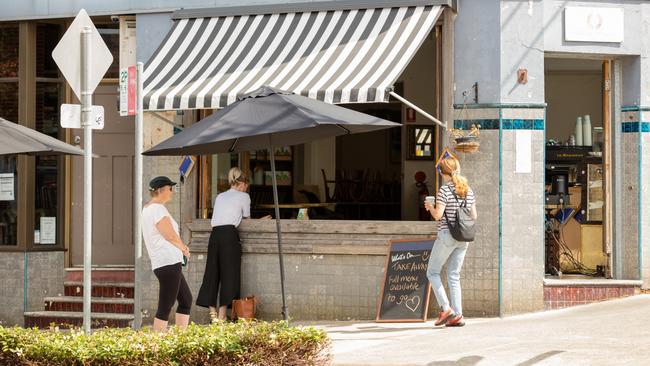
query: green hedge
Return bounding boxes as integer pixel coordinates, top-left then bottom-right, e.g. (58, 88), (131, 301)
(0, 321), (330, 366)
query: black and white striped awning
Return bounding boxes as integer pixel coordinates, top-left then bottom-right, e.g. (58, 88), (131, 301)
(143, 4), (443, 111)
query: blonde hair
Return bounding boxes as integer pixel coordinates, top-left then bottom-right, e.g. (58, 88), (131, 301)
(439, 156), (469, 198)
(228, 167), (248, 186)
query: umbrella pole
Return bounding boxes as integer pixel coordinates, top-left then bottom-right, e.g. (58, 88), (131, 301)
(269, 146), (289, 322)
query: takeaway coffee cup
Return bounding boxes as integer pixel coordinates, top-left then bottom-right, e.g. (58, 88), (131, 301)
(425, 196), (436, 206)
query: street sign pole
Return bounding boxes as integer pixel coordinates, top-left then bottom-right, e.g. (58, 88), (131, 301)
(133, 62), (144, 329)
(53, 9), (112, 333)
(81, 26), (93, 334)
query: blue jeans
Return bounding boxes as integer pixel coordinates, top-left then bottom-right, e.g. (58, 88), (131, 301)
(426, 230), (469, 315)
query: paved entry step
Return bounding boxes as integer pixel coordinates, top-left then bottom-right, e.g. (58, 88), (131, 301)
(65, 267), (135, 283)
(64, 281), (135, 298)
(44, 296), (134, 314)
(24, 311), (134, 329)
(24, 267), (136, 329)
(544, 278), (642, 310)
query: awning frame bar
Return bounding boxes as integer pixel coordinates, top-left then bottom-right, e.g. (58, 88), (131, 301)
(172, 0), (455, 19)
(389, 91), (448, 130)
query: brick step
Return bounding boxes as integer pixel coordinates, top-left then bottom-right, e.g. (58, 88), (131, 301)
(65, 267), (134, 283)
(24, 311), (133, 329)
(44, 296), (134, 314)
(64, 282), (135, 299)
(543, 278), (641, 310)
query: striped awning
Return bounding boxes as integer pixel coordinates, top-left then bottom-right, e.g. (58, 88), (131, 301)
(143, 4), (443, 111)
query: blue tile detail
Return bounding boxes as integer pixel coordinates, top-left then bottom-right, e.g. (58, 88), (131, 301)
(454, 119), (544, 130)
(453, 119), (499, 130)
(622, 122), (650, 133)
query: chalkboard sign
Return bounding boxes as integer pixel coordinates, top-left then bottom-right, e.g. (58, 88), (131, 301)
(376, 238), (434, 322)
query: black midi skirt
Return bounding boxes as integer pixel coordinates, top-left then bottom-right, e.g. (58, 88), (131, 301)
(196, 225), (242, 308)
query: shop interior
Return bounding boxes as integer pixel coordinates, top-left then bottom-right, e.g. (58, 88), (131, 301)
(544, 57), (608, 278)
(194, 26), (443, 223)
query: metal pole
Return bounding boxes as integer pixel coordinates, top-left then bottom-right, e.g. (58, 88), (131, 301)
(389, 91), (447, 130)
(269, 145), (289, 322)
(133, 62), (144, 329)
(81, 26), (93, 334)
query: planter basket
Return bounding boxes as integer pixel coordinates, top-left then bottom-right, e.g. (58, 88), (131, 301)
(450, 125), (481, 154)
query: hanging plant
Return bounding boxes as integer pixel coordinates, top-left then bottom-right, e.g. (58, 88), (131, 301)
(450, 124), (481, 153)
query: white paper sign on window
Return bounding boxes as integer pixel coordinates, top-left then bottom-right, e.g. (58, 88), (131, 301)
(564, 7), (624, 43)
(0, 173), (14, 201)
(40, 217), (56, 245)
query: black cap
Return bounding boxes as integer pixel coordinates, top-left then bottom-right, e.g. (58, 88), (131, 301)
(149, 176), (177, 191)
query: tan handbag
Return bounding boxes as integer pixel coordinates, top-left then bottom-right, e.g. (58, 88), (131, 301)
(231, 296), (257, 320)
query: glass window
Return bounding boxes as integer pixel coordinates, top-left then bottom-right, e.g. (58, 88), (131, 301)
(0, 25), (19, 78)
(0, 25), (18, 246)
(97, 25), (119, 79)
(36, 24), (62, 79)
(33, 82), (63, 246)
(0, 82), (19, 122)
(0, 156), (18, 246)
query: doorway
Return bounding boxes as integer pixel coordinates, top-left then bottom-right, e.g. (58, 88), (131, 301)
(544, 57), (611, 278)
(70, 83), (135, 266)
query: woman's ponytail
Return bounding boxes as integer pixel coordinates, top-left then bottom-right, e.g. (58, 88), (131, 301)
(452, 173), (469, 198)
(439, 156), (470, 198)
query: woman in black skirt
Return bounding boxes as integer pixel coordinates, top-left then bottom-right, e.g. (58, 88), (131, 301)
(196, 167), (268, 321)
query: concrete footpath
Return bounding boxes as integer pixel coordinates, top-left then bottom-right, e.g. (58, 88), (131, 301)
(313, 295), (650, 366)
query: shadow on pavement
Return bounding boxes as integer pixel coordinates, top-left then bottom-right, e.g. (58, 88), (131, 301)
(515, 350), (565, 366)
(426, 356), (484, 366)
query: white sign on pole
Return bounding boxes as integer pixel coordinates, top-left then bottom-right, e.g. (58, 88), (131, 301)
(564, 7), (624, 43)
(119, 69), (128, 116)
(52, 9), (113, 100)
(61, 104), (105, 129)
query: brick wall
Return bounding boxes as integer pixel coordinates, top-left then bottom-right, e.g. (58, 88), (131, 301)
(137, 219), (503, 325)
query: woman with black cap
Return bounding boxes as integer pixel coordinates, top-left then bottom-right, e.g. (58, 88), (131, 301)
(142, 176), (192, 331)
(196, 167), (256, 321)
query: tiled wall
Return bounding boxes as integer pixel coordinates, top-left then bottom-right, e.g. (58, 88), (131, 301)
(453, 106), (546, 316)
(453, 107), (501, 317)
(640, 111), (650, 287)
(641, 132), (650, 289)
(500, 108), (546, 315)
(620, 108), (647, 281)
(0, 251), (65, 326)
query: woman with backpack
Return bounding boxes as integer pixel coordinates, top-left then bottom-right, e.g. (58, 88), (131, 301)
(424, 155), (477, 327)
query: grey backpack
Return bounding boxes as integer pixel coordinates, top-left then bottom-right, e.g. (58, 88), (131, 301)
(443, 190), (476, 242)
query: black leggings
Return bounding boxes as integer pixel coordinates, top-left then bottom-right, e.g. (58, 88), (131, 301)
(153, 262), (192, 321)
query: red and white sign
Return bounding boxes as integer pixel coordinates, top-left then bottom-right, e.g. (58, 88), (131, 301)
(119, 66), (137, 116)
(128, 66), (136, 115)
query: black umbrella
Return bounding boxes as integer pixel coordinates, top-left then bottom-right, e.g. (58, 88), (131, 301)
(0, 118), (84, 156)
(144, 86), (401, 320)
